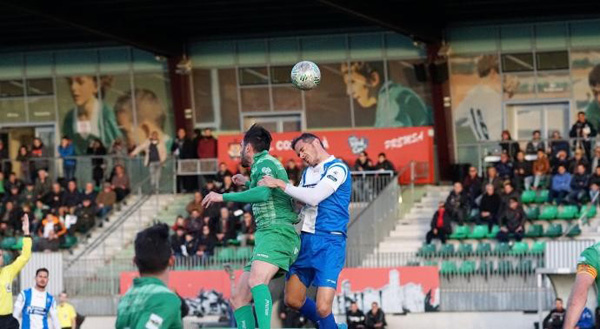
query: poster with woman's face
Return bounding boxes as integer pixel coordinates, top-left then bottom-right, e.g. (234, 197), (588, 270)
(571, 50), (600, 130)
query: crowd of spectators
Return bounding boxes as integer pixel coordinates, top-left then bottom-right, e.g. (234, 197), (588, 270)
(426, 112), (600, 245)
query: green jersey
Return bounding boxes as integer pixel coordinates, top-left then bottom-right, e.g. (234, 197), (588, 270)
(375, 81), (432, 128)
(586, 101), (600, 132)
(577, 242), (600, 303)
(223, 150), (298, 229)
(116, 277), (182, 329)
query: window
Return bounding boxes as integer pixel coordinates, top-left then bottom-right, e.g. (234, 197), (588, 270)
(0, 80), (25, 98)
(270, 66), (293, 84)
(536, 51), (569, 71)
(26, 78), (54, 96)
(238, 67), (268, 85)
(501, 53), (534, 72)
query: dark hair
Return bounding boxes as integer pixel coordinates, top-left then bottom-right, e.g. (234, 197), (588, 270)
(556, 298), (563, 302)
(243, 124), (272, 153)
(378, 152), (386, 158)
(477, 55), (499, 78)
(578, 111), (586, 116)
(134, 223), (172, 274)
(533, 130), (541, 135)
(36, 268), (49, 276)
(589, 64), (600, 87)
(509, 197), (519, 203)
(291, 133), (323, 150)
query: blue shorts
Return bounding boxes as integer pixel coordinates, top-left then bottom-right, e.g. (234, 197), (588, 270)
(286, 232), (346, 289)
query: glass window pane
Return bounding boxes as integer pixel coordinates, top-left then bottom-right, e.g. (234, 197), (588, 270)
(26, 78), (53, 97)
(270, 66), (293, 84)
(503, 72), (536, 100)
(0, 80), (25, 97)
(283, 120), (301, 132)
(536, 51), (569, 71)
(240, 88), (270, 112)
(305, 62), (351, 129)
(192, 69), (214, 123)
(218, 69), (240, 131)
(272, 86), (301, 111)
(28, 97), (56, 122)
(239, 67), (268, 85)
(501, 53), (534, 72)
(537, 71), (571, 98)
(516, 108), (541, 140)
(0, 99), (26, 123)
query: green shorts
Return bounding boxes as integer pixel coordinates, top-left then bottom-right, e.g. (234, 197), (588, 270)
(244, 224), (300, 274)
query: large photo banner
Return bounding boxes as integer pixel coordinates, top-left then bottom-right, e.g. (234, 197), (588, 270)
(120, 266), (439, 316)
(217, 126), (435, 184)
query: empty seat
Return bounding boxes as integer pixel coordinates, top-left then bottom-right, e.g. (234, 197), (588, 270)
(440, 261), (458, 275)
(456, 243), (473, 256)
(478, 260), (494, 275)
(510, 242), (529, 255)
(545, 224), (563, 237)
(530, 241), (546, 255)
(516, 259), (533, 274)
(438, 244), (456, 257)
(458, 261), (477, 275)
(525, 206), (540, 220)
(475, 242), (492, 256)
(468, 225), (488, 239)
(579, 205), (598, 219)
(521, 190), (536, 204)
(535, 190), (550, 203)
(558, 205), (578, 220)
(567, 224), (582, 237)
(538, 205), (558, 220)
(496, 260), (514, 275)
(487, 225), (501, 239)
(1, 237), (16, 250)
(495, 242), (511, 255)
(449, 226), (470, 240)
(417, 244), (437, 257)
(525, 224), (544, 238)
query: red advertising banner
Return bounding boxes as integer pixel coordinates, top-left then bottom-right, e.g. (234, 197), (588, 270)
(120, 266), (440, 314)
(217, 127), (435, 184)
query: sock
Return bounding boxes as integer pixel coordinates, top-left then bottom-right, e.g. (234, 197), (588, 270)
(251, 284), (272, 329)
(233, 304), (256, 329)
(318, 313), (338, 329)
(298, 298), (320, 323)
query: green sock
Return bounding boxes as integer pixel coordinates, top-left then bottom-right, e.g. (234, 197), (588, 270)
(234, 304), (256, 329)
(251, 284), (272, 329)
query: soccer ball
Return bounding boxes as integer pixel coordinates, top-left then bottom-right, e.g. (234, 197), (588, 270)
(291, 61), (321, 90)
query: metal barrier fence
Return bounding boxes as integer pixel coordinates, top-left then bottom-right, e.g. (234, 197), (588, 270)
(349, 170), (394, 219)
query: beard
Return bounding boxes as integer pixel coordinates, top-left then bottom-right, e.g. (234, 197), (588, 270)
(241, 149), (251, 168)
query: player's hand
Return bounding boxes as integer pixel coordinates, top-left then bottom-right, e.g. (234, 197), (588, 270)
(202, 192), (223, 208)
(22, 213), (30, 236)
(232, 174), (248, 186)
(258, 176), (285, 189)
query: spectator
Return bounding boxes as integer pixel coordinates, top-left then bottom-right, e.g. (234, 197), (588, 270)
(16, 145), (31, 184)
(347, 301), (366, 329)
(482, 166), (503, 194)
(590, 166), (600, 187)
(532, 149), (551, 190)
(425, 202), (451, 244)
(500, 130), (520, 159)
(5, 172), (23, 194)
(33, 169), (52, 202)
(365, 302), (386, 329)
(279, 295), (306, 328)
(47, 183), (65, 210)
(569, 164), (590, 205)
(570, 111), (597, 160)
(201, 179), (217, 197)
(197, 127), (218, 159)
(57, 292), (78, 329)
(186, 192), (204, 216)
(551, 150), (570, 175)
(550, 131), (570, 159)
(187, 210), (204, 233)
(111, 164), (130, 202)
(240, 211), (256, 246)
(58, 136), (76, 181)
(87, 139), (107, 187)
(354, 151), (373, 171)
(75, 198), (96, 234)
(495, 152), (514, 180)
(0, 201), (22, 235)
(592, 147), (600, 171)
(374, 153), (396, 173)
(172, 215), (188, 232)
(219, 175), (235, 194)
(478, 184), (502, 231)
(285, 160), (301, 186)
(182, 232), (198, 257)
(496, 197), (526, 243)
(0, 140), (9, 176)
(513, 151), (532, 191)
(63, 180), (82, 208)
(570, 149), (590, 174)
(196, 225), (218, 258)
(172, 128), (198, 192)
(214, 207), (236, 244)
(215, 162), (233, 186)
(543, 298), (565, 329)
(171, 227), (186, 257)
(463, 166), (482, 207)
(499, 182), (520, 212)
(96, 183), (116, 218)
(30, 138), (49, 183)
(445, 182), (468, 225)
(108, 138), (128, 170)
(590, 167), (600, 204)
(130, 131), (166, 192)
(36, 212), (67, 251)
(525, 130), (546, 155)
(82, 182), (97, 201)
(550, 165), (572, 204)
(3, 185), (20, 205)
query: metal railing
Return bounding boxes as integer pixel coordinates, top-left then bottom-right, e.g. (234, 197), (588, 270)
(349, 170), (394, 220)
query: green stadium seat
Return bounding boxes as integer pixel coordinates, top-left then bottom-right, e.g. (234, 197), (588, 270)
(516, 259), (533, 274)
(535, 190), (550, 203)
(496, 260), (514, 275)
(440, 261), (458, 275)
(567, 224), (582, 237)
(545, 224), (563, 237)
(227, 239), (241, 246)
(438, 244), (455, 257)
(495, 242), (511, 255)
(235, 247), (253, 260)
(216, 248), (235, 262)
(521, 190), (536, 204)
(468, 225), (488, 239)
(456, 243), (473, 256)
(60, 235), (78, 249)
(1, 237), (16, 250)
(579, 205), (598, 219)
(525, 206), (540, 220)
(478, 260), (494, 275)
(530, 241), (546, 255)
(525, 224), (544, 238)
(510, 242), (529, 255)
(539, 205), (558, 220)
(417, 244), (437, 257)
(475, 242), (492, 256)
(558, 205), (579, 220)
(487, 225), (501, 239)
(458, 261), (476, 275)
(449, 226), (470, 240)
(10, 237), (23, 251)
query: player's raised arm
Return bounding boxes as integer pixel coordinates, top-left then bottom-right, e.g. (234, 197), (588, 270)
(563, 272), (595, 329)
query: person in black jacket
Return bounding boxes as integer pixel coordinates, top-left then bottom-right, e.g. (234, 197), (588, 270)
(463, 166), (482, 208)
(525, 130), (546, 155)
(513, 151), (532, 192)
(170, 227), (186, 257)
(172, 128), (198, 192)
(426, 202), (452, 244)
(365, 302), (386, 329)
(445, 182), (469, 225)
(346, 302), (366, 329)
(499, 182), (520, 215)
(478, 184), (502, 230)
(543, 298), (565, 329)
(570, 111), (597, 161)
(569, 163), (590, 205)
(46, 183), (64, 210)
(496, 198), (526, 243)
(87, 138), (107, 188)
(550, 131), (570, 159)
(63, 180), (82, 208)
(197, 225), (218, 258)
(551, 150), (571, 175)
(374, 153), (396, 173)
(500, 130), (520, 160)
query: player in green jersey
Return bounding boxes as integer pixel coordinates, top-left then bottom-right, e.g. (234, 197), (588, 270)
(563, 241), (600, 328)
(202, 124), (300, 329)
(116, 223), (182, 329)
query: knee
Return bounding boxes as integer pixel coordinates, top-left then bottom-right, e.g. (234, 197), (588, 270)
(247, 274), (267, 289)
(284, 295), (304, 310)
(316, 301), (332, 318)
(231, 291), (252, 310)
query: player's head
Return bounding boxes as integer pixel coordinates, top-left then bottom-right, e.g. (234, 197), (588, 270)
(241, 124), (272, 167)
(341, 61), (383, 108)
(35, 268), (49, 290)
(133, 223), (174, 276)
(291, 133), (326, 167)
(589, 64), (600, 106)
(59, 291), (68, 304)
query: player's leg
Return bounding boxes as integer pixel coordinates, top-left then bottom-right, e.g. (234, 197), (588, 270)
(313, 235), (347, 329)
(231, 271), (256, 329)
(315, 287), (341, 329)
(248, 260), (280, 329)
(285, 274), (321, 324)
